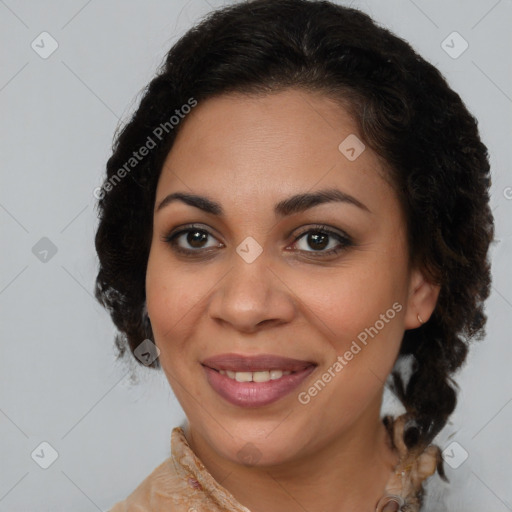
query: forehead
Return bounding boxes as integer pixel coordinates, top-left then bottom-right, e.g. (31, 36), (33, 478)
(157, 89), (397, 216)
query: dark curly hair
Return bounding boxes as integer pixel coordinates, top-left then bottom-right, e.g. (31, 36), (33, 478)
(94, 0), (495, 456)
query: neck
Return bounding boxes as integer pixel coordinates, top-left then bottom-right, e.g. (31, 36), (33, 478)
(184, 399), (399, 512)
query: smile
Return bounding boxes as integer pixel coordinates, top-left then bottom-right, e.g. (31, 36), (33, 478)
(218, 369), (293, 382)
(201, 353), (317, 407)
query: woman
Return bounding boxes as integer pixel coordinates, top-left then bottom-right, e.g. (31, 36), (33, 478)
(94, 0), (495, 510)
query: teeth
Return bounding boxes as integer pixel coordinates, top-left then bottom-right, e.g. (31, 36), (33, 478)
(253, 371), (270, 382)
(235, 371), (252, 382)
(218, 369), (292, 382)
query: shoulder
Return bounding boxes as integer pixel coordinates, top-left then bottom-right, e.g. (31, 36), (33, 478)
(108, 426), (251, 512)
(108, 456), (186, 511)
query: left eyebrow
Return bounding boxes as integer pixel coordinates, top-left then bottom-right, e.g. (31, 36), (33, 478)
(273, 188), (372, 216)
(155, 187), (372, 216)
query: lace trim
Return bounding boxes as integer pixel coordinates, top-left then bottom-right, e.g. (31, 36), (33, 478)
(376, 414), (443, 512)
(171, 413), (442, 512)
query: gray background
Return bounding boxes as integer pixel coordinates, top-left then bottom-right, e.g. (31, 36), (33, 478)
(1, 0), (511, 510)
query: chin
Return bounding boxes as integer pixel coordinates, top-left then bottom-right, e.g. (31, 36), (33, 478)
(204, 420), (310, 467)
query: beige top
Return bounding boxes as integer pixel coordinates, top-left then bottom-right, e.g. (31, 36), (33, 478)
(109, 414), (441, 512)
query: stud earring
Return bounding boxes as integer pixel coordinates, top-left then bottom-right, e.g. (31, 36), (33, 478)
(417, 314), (424, 325)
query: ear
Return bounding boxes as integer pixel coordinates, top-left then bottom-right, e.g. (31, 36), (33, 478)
(404, 267), (441, 330)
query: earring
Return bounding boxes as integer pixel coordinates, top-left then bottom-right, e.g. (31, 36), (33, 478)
(417, 314), (424, 325)
(376, 494), (404, 511)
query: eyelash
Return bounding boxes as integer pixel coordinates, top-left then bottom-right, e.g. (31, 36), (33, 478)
(162, 223), (353, 259)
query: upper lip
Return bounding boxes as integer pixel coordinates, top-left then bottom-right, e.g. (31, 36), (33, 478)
(201, 353), (317, 372)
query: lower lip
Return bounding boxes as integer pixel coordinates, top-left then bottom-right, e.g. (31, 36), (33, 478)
(202, 365), (317, 408)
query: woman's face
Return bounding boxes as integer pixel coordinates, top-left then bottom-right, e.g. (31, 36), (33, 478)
(146, 88), (439, 466)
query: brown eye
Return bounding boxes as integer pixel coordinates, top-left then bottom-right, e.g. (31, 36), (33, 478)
(291, 226), (353, 257)
(163, 225), (223, 255)
(185, 229), (209, 248)
(305, 232), (329, 251)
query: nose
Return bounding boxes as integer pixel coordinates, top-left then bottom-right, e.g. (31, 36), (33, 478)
(208, 252), (296, 334)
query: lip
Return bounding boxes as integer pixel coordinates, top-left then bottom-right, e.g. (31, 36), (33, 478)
(201, 353), (317, 408)
(201, 353), (316, 372)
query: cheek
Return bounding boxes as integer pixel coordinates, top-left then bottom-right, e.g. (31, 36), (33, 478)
(293, 255), (406, 376)
(145, 252), (204, 352)
(299, 266), (402, 339)
(296, 276), (404, 423)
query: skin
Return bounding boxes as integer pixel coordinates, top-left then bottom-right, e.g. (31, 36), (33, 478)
(145, 88), (440, 512)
